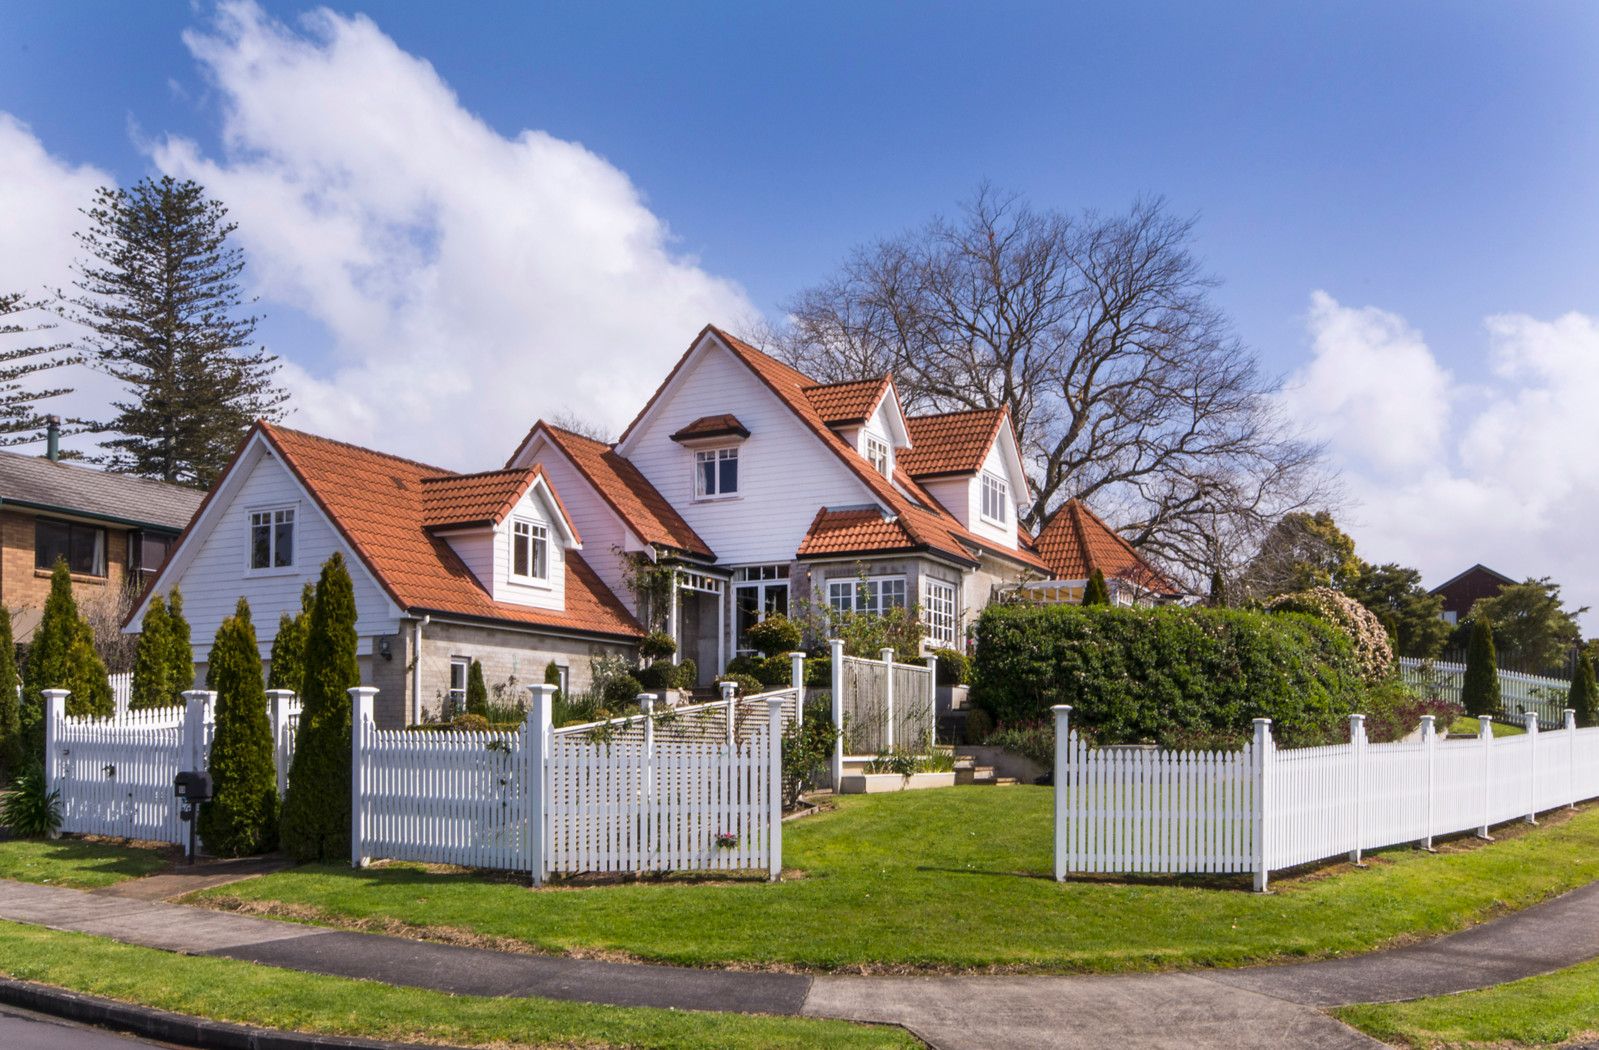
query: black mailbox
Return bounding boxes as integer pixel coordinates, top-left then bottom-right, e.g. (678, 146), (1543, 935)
(174, 770), (212, 802)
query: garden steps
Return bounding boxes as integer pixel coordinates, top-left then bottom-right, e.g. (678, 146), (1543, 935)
(953, 757), (999, 785)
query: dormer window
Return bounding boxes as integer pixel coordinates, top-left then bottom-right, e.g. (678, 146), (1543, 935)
(865, 435), (891, 477)
(981, 472), (1009, 525)
(694, 447), (739, 499)
(510, 518), (548, 581)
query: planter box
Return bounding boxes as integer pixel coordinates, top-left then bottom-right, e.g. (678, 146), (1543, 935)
(838, 771), (957, 794)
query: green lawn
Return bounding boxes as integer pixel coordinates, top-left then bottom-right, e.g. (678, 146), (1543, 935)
(193, 787), (1599, 972)
(0, 920), (914, 1050)
(1447, 717), (1522, 737)
(1335, 957), (1599, 1047)
(0, 837), (172, 888)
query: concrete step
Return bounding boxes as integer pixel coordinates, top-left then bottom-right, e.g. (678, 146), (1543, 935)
(956, 765), (996, 785)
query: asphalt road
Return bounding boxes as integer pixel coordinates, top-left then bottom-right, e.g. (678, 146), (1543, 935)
(0, 1004), (175, 1049)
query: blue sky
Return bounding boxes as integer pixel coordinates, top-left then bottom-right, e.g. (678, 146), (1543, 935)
(2, 2), (1598, 617)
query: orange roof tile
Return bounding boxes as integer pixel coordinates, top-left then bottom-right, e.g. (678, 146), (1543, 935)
(804, 376), (891, 426)
(259, 423), (641, 638)
(1034, 499), (1183, 596)
(900, 408), (1008, 478)
(669, 413), (749, 443)
(531, 423), (714, 559)
(421, 467), (553, 531)
(796, 507), (918, 558)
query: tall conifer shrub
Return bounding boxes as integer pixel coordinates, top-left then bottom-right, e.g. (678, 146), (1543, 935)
(1082, 569), (1111, 606)
(129, 594), (176, 709)
(22, 561), (112, 756)
(267, 583), (315, 694)
(465, 660), (488, 718)
(1570, 653), (1598, 729)
(0, 608), (21, 781)
(1461, 616), (1500, 719)
(164, 589), (194, 695)
(198, 599), (278, 855)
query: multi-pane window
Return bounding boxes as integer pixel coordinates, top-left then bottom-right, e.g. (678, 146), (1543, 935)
(127, 531), (173, 582)
(922, 578), (958, 647)
(694, 447), (739, 498)
(734, 564), (789, 654)
(248, 508), (295, 570)
(448, 657), (470, 715)
(827, 576), (908, 616)
(865, 435), (891, 477)
(35, 518), (107, 577)
(981, 472), (1009, 524)
(511, 519), (548, 581)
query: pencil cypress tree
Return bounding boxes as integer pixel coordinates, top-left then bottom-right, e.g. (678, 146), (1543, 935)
(279, 553), (360, 863)
(129, 594), (176, 709)
(1082, 569), (1111, 607)
(1569, 653), (1598, 729)
(266, 583), (314, 694)
(0, 608), (21, 782)
(1461, 616), (1500, 719)
(198, 599), (278, 856)
(465, 659), (488, 718)
(163, 589), (194, 696)
(21, 561), (113, 756)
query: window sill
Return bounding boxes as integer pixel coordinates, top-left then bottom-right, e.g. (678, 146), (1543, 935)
(34, 569), (107, 585)
(507, 575), (553, 591)
(979, 515), (1009, 529)
(693, 494), (742, 503)
(244, 566), (300, 579)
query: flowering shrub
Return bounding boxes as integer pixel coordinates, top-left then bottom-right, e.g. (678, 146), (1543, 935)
(1268, 587), (1395, 685)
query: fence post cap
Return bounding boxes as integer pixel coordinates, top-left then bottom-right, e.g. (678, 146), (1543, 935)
(264, 688), (296, 701)
(1348, 712), (1366, 723)
(786, 651), (806, 659)
(637, 693), (656, 714)
(718, 680), (736, 701)
(1524, 711), (1539, 730)
(346, 686), (378, 699)
(1050, 704), (1073, 715)
(880, 647), (895, 662)
(828, 637), (844, 653)
(765, 695), (785, 713)
(180, 689), (212, 702)
(525, 683), (557, 701)
(1251, 717), (1272, 726)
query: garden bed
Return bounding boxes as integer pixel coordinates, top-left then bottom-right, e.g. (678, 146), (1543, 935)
(838, 771), (956, 794)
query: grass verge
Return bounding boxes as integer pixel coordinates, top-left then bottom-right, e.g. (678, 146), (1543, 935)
(1334, 957), (1599, 1046)
(0, 920), (916, 1050)
(189, 787), (1599, 972)
(0, 837), (171, 888)
(1447, 717), (1522, 737)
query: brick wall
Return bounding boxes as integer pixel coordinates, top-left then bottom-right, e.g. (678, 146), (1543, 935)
(1, 509), (133, 641)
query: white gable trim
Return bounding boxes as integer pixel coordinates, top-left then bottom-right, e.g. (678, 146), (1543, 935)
(526, 474), (581, 548)
(509, 429), (652, 554)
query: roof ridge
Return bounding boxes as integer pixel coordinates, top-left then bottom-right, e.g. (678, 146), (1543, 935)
(263, 421), (457, 477)
(420, 465), (532, 484)
(905, 405), (1005, 422)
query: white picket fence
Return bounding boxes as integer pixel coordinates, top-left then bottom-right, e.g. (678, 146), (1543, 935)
(352, 684), (792, 882)
(1052, 705), (1599, 890)
(1399, 657), (1569, 728)
(828, 642), (936, 758)
(108, 672), (133, 717)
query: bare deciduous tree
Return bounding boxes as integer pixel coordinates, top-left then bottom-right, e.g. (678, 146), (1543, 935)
(777, 186), (1333, 586)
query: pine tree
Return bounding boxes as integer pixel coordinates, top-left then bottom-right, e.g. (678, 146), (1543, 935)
(66, 176), (287, 487)
(198, 599), (278, 856)
(1082, 569), (1111, 607)
(1569, 653), (1598, 729)
(0, 293), (75, 446)
(465, 660), (488, 718)
(279, 553), (360, 863)
(1461, 616), (1501, 719)
(0, 608), (22, 782)
(164, 589), (194, 696)
(129, 594), (176, 710)
(267, 583), (314, 693)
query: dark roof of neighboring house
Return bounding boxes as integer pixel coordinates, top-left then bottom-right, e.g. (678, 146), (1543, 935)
(899, 407), (1009, 479)
(1429, 564), (1517, 596)
(1034, 499), (1183, 596)
(0, 450), (204, 532)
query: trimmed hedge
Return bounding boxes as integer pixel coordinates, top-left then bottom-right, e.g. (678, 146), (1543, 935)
(971, 604), (1367, 748)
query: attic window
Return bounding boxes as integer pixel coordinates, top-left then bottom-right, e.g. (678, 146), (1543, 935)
(249, 507), (295, 571)
(694, 447), (739, 499)
(981, 472), (1009, 525)
(511, 519), (549, 582)
(865, 435), (891, 477)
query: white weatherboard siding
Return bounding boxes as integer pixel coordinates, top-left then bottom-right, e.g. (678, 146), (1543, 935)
(624, 341), (880, 565)
(966, 442), (1021, 550)
(510, 436), (639, 612)
(154, 448), (399, 659)
(920, 477), (969, 528)
(490, 485), (567, 611)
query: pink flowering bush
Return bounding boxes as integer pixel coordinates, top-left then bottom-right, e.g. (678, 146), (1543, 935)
(1269, 587), (1394, 685)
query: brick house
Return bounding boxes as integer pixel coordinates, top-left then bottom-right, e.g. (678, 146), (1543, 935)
(0, 444), (202, 640)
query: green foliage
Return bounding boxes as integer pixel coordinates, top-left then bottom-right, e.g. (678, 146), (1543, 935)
(1341, 562), (1451, 659)
(619, 553), (676, 633)
(542, 660), (563, 703)
(0, 762), (61, 837)
(635, 662), (676, 690)
(267, 583), (314, 693)
(715, 674), (764, 698)
(1268, 586), (1395, 684)
(280, 553), (361, 863)
(163, 589), (193, 695)
(674, 658), (697, 690)
(65, 624), (112, 717)
(129, 595), (176, 710)
(1207, 569), (1228, 608)
(601, 673), (644, 707)
(981, 721), (1055, 772)
(1248, 510), (1361, 596)
(464, 660), (488, 718)
(1363, 678), (1462, 744)
(1463, 578), (1585, 673)
(971, 603), (1367, 747)
(930, 647), (969, 686)
(1461, 616), (1500, 718)
(804, 655), (831, 688)
(780, 704), (839, 808)
(962, 707), (993, 744)
(1082, 569), (1111, 606)
(834, 604), (925, 659)
(746, 614), (802, 658)
(198, 599), (278, 856)
(0, 608), (21, 782)
(1568, 653), (1597, 729)
(639, 631), (676, 663)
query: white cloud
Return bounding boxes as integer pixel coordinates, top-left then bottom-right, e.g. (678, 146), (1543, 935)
(151, 1), (753, 466)
(1292, 292), (1599, 632)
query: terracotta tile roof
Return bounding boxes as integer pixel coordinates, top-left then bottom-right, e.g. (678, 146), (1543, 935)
(704, 327), (1049, 573)
(899, 408), (1008, 478)
(260, 423), (641, 638)
(1034, 499), (1183, 596)
(419, 467), (570, 534)
(796, 507), (918, 558)
(529, 423), (714, 559)
(804, 376), (891, 426)
(670, 414), (749, 443)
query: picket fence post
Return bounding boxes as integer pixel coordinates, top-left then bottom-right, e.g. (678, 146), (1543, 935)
(349, 687), (376, 868)
(1478, 715), (1495, 839)
(1349, 713), (1366, 865)
(766, 695), (784, 881)
(1052, 704), (1072, 883)
(525, 684), (553, 886)
(41, 689), (67, 800)
(266, 689), (294, 798)
(1566, 709), (1578, 810)
(1420, 715), (1437, 850)
(719, 680), (736, 747)
(1525, 711), (1540, 824)
(180, 689), (213, 769)
(925, 652), (939, 748)
(880, 648), (895, 751)
(789, 651), (806, 716)
(829, 638), (844, 791)
(640, 693), (657, 829)
(1252, 718), (1274, 892)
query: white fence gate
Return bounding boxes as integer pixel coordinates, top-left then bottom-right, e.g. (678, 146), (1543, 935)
(1399, 657), (1569, 728)
(352, 684), (793, 882)
(1052, 704), (1599, 890)
(827, 641), (936, 760)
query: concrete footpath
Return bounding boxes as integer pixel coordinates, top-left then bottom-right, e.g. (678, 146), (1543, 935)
(2, 878), (1598, 1049)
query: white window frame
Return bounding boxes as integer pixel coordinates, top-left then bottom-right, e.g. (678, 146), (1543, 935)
(922, 577), (958, 647)
(980, 472), (1009, 526)
(447, 656), (470, 716)
(246, 505), (297, 574)
(509, 518), (549, 583)
(693, 446), (740, 500)
(865, 434), (891, 477)
(827, 575), (908, 617)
